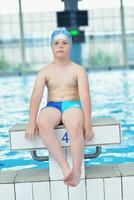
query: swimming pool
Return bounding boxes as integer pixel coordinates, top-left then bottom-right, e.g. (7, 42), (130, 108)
(0, 69), (134, 171)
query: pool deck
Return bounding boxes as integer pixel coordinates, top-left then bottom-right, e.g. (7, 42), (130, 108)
(0, 163), (134, 200)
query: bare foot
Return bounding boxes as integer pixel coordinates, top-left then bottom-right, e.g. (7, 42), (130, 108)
(67, 171), (81, 187)
(63, 171), (73, 182)
(62, 167), (73, 185)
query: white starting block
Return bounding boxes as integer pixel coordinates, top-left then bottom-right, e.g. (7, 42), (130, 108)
(5, 118), (122, 200)
(9, 118), (121, 150)
(9, 118), (121, 182)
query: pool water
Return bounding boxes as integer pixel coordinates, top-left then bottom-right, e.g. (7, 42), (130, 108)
(0, 69), (134, 171)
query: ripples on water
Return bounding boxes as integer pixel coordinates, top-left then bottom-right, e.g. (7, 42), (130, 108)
(0, 69), (134, 171)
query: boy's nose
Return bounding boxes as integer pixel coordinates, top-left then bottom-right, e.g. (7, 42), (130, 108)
(58, 42), (64, 46)
(59, 45), (63, 48)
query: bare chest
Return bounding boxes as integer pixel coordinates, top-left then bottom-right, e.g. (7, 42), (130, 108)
(46, 73), (77, 89)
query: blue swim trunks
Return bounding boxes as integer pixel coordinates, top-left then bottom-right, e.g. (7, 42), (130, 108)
(42, 100), (82, 113)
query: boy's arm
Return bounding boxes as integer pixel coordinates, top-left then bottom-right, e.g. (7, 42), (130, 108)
(77, 68), (93, 141)
(29, 70), (46, 125)
(26, 70), (46, 140)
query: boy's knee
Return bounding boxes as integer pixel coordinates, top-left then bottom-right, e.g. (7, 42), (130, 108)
(67, 121), (83, 136)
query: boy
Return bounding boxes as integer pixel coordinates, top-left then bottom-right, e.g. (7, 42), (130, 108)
(25, 29), (94, 187)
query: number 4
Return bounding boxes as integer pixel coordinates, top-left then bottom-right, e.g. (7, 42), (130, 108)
(62, 132), (69, 143)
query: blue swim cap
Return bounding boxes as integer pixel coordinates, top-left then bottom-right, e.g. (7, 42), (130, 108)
(51, 28), (72, 46)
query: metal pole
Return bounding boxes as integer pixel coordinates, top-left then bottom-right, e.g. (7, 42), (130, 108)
(84, 146), (102, 159)
(31, 147), (102, 162)
(120, 0), (128, 67)
(61, 0), (79, 10)
(61, 0), (82, 65)
(18, 0), (26, 70)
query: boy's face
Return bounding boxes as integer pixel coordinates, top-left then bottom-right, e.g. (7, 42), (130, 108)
(51, 38), (71, 59)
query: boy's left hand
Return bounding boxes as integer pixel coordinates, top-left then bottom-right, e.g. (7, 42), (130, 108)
(84, 123), (94, 142)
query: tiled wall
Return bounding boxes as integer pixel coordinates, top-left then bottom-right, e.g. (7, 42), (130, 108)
(0, 163), (134, 200)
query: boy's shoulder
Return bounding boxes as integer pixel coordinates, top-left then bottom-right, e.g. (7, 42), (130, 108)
(72, 62), (87, 75)
(37, 64), (52, 76)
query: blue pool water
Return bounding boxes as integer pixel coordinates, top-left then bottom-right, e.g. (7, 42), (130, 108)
(0, 69), (134, 171)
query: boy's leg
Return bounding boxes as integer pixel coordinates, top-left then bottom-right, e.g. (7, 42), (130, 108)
(38, 107), (72, 180)
(62, 108), (84, 186)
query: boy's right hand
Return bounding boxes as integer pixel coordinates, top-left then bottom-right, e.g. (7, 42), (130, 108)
(25, 123), (39, 140)
(84, 123), (94, 142)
